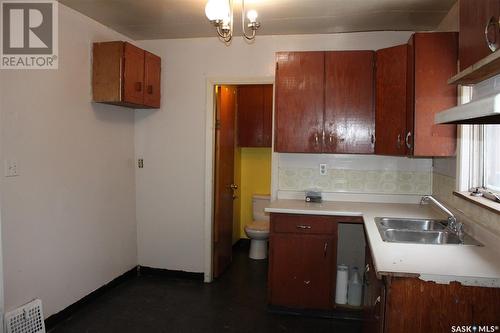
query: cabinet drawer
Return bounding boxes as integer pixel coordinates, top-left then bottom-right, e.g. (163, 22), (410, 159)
(271, 214), (336, 234)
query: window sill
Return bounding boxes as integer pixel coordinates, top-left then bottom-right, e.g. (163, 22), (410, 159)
(453, 191), (500, 215)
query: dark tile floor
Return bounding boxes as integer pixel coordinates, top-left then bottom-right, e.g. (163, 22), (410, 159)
(50, 242), (363, 333)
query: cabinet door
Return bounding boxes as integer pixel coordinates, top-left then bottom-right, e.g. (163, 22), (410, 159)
(324, 51), (375, 154)
(363, 247), (385, 333)
(269, 234), (334, 310)
(274, 52), (324, 153)
(268, 234), (305, 308)
(300, 235), (335, 309)
(410, 33), (458, 157)
(237, 85), (265, 147)
(459, 0), (500, 70)
(123, 42), (145, 105)
(144, 51), (161, 108)
(375, 45), (408, 156)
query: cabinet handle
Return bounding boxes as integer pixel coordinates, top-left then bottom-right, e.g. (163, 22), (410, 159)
(304, 280), (311, 285)
(371, 134), (376, 145)
(314, 133), (319, 146)
(147, 85), (153, 94)
(485, 16), (500, 52)
(365, 263), (370, 273)
(324, 241), (328, 257)
(135, 82), (142, 92)
(396, 134), (402, 149)
(296, 225), (312, 230)
(405, 131), (413, 150)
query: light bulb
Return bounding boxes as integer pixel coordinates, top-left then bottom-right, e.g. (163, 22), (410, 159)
(246, 9), (258, 23)
(205, 0), (230, 21)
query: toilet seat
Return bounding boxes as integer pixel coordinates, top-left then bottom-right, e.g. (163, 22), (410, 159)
(245, 220), (269, 232)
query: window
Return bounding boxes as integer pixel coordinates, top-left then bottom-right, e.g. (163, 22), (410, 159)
(484, 125), (500, 193)
(458, 82), (500, 204)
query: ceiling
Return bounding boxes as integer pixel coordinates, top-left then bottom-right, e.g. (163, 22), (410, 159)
(59, 0), (456, 40)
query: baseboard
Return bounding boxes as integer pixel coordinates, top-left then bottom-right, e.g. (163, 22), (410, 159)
(45, 266), (138, 330)
(138, 266), (204, 281)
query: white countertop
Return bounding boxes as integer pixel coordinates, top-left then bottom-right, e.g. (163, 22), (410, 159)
(265, 199), (500, 287)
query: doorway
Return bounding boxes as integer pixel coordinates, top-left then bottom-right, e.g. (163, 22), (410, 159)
(212, 83), (273, 279)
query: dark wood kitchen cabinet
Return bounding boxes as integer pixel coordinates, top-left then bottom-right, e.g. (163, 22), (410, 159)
(406, 32), (458, 157)
(459, 0), (500, 71)
(363, 248), (500, 333)
(324, 51), (375, 154)
(93, 41), (161, 109)
(275, 51), (375, 154)
(268, 214), (337, 310)
(274, 52), (325, 153)
(237, 84), (273, 147)
(375, 44), (408, 156)
(375, 32), (457, 157)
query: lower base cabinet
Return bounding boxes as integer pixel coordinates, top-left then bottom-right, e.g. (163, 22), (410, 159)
(364, 249), (500, 333)
(268, 213), (338, 310)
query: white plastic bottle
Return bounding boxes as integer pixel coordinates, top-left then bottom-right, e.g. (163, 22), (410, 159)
(348, 266), (363, 307)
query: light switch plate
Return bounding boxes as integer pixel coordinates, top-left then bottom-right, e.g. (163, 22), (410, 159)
(4, 159), (19, 177)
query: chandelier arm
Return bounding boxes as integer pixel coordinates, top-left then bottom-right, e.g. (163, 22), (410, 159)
(241, 0), (254, 40)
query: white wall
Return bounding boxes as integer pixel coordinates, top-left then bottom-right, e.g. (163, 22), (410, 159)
(0, 4), (137, 317)
(135, 31), (414, 273)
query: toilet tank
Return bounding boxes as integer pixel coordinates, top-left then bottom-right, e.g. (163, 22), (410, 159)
(252, 194), (271, 222)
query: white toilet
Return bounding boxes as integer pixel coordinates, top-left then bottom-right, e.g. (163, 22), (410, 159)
(244, 194), (271, 260)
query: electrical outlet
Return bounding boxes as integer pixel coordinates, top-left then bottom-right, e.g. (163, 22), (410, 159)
(138, 158), (144, 169)
(4, 159), (19, 177)
(319, 163), (327, 176)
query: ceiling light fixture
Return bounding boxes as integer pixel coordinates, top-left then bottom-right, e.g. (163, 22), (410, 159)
(205, 0), (261, 44)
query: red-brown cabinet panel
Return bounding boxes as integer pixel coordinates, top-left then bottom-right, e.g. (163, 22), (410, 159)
(143, 51), (161, 108)
(237, 84), (273, 147)
(268, 214), (337, 310)
(123, 42), (145, 106)
(459, 0), (500, 70)
(375, 45), (408, 156)
(274, 52), (325, 153)
(324, 51), (375, 154)
(408, 32), (458, 157)
(262, 85), (273, 147)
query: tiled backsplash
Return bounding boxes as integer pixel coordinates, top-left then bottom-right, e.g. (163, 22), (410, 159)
(279, 168), (431, 194)
(277, 154), (433, 196)
(433, 172), (500, 237)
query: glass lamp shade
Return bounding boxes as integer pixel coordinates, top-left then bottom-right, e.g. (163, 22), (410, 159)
(205, 0), (230, 21)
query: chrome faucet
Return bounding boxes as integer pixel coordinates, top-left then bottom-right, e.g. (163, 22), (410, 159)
(420, 195), (464, 243)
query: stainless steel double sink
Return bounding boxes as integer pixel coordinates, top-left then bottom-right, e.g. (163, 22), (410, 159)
(375, 217), (482, 246)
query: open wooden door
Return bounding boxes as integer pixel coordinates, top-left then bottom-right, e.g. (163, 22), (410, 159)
(213, 85), (237, 278)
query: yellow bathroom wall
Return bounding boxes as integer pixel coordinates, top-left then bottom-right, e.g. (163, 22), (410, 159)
(238, 148), (272, 239)
(232, 147), (242, 244)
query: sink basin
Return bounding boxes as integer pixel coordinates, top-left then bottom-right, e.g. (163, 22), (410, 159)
(383, 229), (461, 245)
(377, 217), (447, 231)
(375, 217), (482, 246)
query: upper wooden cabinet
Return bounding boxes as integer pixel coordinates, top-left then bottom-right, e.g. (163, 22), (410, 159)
(324, 51), (375, 154)
(92, 41), (161, 109)
(375, 32), (458, 157)
(275, 52), (325, 153)
(275, 51), (375, 154)
(459, 0), (500, 71)
(375, 45), (408, 156)
(237, 84), (273, 147)
(406, 33), (458, 157)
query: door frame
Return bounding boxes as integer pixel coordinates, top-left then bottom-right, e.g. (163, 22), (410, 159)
(204, 76), (274, 283)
